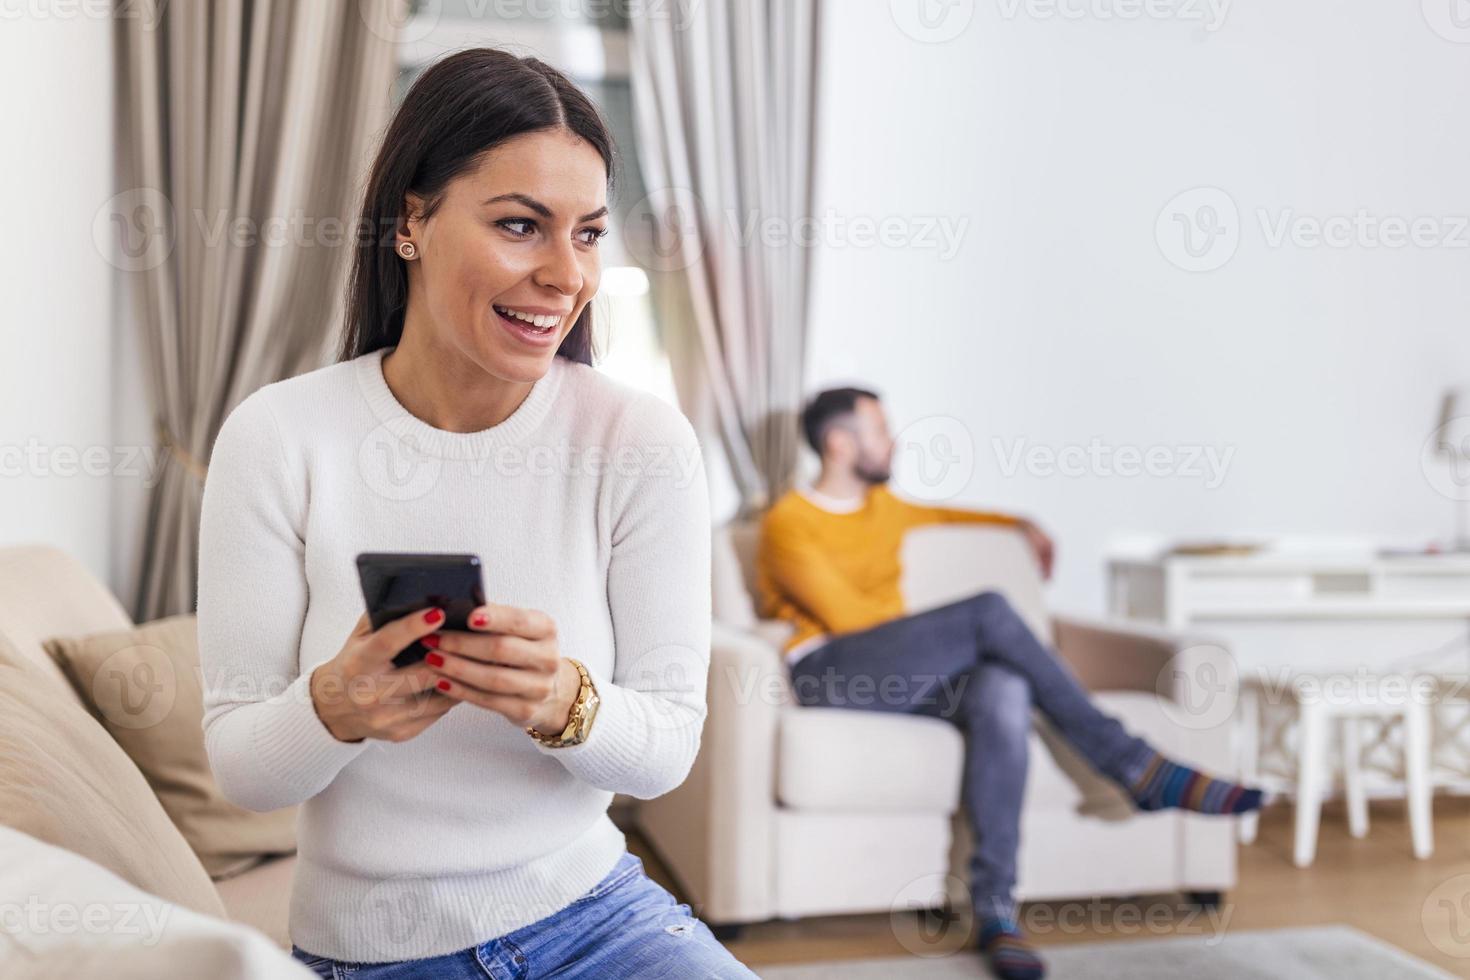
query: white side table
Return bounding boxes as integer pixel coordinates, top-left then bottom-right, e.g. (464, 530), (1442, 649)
(1248, 671), (1435, 867)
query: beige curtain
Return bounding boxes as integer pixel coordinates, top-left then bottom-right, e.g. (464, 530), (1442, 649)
(117, 0), (405, 620)
(628, 0), (823, 517)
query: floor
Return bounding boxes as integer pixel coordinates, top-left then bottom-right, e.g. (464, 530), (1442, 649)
(623, 796), (1470, 975)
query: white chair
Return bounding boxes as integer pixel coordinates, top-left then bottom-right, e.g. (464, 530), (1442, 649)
(636, 521), (1240, 933)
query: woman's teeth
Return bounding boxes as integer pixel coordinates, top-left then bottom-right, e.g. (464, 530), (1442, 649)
(495, 306), (560, 331)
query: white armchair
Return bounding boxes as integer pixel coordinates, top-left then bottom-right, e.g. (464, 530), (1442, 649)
(636, 521), (1238, 932)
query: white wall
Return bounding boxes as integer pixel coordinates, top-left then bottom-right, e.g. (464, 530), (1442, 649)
(0, 14), (117, 582)
(806, 1), (1470, 614)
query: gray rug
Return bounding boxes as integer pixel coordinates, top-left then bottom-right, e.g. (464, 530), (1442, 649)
(755, 925), (1454, 979)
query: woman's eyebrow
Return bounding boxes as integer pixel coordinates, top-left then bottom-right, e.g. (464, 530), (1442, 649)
(481, 192), (607, 222)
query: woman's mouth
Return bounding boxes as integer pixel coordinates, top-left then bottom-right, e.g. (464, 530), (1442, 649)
(493, 305), (564, 347)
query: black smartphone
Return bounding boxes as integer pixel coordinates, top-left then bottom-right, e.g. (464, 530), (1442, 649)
(355, 552), (486, 668)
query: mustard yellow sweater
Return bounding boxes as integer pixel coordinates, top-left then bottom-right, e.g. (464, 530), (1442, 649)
(755, 484), (1021, 655)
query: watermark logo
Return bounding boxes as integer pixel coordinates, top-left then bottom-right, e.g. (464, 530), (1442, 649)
(92, 644), (179, 731)
(93, 187), (175, 273)
(889, 872), (971, 956)
(360, 0), (441, 44)
(615, 644), (704, 734)
(1422, 0), (1470, 43)
(623, 187), (707, 273)
(1421, 415), (1470, 502)
(1156, 644), (1238, 731)
(891, 0), (975, 43)
(892, 415), (975, 502)
(1423, 874), (1470, 959)
(1159, 188), (1470, 272)
(1156, 186), (1240, 272)
(354, 872), (453, 955)
(358, 422), (444, 502)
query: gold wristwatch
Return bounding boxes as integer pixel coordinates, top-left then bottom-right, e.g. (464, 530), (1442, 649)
(526, 658), (600, 748)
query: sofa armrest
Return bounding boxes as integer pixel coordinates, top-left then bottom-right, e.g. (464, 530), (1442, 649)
(635, 621), (786, 925)
(1052, 614), (1230, 706)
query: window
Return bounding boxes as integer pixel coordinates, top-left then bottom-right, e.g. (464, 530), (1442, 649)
(392, 4), (679, 408)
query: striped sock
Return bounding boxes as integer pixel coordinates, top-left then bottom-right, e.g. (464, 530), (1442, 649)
(978, 916), (1045, 980)
(1127, 751), (1264, 814)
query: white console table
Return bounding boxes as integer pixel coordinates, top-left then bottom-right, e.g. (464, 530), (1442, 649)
(1108, 551), (1470, 802)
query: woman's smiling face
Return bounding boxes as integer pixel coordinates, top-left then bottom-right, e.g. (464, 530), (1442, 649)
(401, 127), (609, 382)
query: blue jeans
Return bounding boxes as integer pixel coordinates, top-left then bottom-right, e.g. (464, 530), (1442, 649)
(788, 591), (1153, 918)
(289, 851), (756, 979)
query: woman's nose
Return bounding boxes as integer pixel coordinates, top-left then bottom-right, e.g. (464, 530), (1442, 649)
(534, 239), (584, 296)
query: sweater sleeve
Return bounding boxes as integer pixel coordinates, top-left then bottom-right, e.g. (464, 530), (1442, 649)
(888, 487), (1024, 530)
(197, 391), (371, 812)
(532, 394), (712, 800)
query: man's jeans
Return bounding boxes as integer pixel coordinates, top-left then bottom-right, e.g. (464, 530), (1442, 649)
(289, 851), (756, 979)
(788, 591), (1152, 917)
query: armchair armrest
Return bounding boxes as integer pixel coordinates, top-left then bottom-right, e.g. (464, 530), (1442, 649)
(635, 621), (786, 925)
(1052, 614), (1229, 704)
(1053, 614), (1239, 777)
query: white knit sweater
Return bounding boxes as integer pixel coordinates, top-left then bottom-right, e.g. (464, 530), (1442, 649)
(196, 347), (711, 962)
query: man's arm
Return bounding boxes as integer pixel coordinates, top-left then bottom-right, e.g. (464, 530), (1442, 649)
(890, 490), (1054, 580)
(905, 502), (1024, 528)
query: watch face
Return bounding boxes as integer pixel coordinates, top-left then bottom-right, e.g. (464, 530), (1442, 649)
(576, 694), (600, 738)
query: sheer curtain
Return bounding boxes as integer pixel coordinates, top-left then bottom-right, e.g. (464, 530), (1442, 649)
(628, 0), (824, 517)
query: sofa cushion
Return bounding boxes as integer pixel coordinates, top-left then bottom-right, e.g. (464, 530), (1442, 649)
(0, 644), (225, 919)
(0, 545), (135, 706)
(777, 706), (964, 812)
(0, 824), (311, 978)
(43, 614), (298, 879)
(776, 694), (1173, 818)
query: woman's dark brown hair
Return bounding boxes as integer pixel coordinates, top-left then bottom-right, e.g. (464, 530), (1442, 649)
(339, 48), (618, 366)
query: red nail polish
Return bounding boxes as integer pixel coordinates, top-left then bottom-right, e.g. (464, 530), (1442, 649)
(424, 608), (444, 625)
(437, 679), (451, 691)
(425, 652), (444, 667)
(422, 633), (440, 649)
(471, 614), (487, 627)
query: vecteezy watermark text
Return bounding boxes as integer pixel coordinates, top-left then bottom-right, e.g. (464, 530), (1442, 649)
(992, 437), (1236, 488)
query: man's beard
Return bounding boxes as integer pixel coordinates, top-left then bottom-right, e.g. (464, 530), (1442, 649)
(854, 458), (890, 485)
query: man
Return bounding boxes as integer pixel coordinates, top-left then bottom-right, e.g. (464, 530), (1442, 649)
(756, 387), (1262, 980)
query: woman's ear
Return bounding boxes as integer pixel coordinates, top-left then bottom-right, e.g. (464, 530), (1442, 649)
(397, 191), (426, 246)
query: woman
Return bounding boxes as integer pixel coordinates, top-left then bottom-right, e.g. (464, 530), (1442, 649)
(197, 48), (755, 978)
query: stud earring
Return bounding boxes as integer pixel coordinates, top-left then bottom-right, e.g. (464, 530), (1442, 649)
(396, 241), (417, 260)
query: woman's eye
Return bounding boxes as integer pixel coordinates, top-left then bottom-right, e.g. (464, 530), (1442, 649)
(580, 227), (609, 246)
(498, 218), (535, 237)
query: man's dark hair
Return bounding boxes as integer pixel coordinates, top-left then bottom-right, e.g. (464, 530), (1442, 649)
(801, 386), (880, 457)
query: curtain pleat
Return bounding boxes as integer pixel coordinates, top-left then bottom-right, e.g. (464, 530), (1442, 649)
(119, 0), (405, 620)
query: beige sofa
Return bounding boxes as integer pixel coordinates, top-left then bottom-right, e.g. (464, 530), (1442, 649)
(0, 544), (296, 951)
(637, 522), (1238, 931)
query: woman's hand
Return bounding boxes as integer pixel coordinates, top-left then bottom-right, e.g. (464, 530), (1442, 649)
(309, 607), (459, 743)
(419, 603), (581, 736)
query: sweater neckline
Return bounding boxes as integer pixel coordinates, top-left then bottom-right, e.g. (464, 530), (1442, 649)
(795, 484), (870, 514)
(354, 346), (565, 460)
